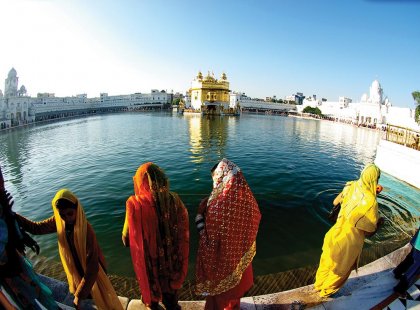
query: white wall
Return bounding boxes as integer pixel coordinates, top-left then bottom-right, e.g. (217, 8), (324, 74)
(375, 139), (420, 189)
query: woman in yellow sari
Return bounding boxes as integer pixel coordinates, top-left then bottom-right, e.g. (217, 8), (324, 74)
(314, 163), (382, 297)
(16, 189), (123, 310)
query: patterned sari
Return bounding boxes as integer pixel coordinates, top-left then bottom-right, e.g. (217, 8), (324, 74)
(195, 158), (261, 296)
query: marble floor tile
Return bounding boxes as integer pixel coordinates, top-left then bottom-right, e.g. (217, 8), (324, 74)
(127, 299), (148, 310)
(408, 285), (420, 300)
(324, 271), (396, 309)
(118, 296), (129, 309)
(179, 300), (206, 310)
(406, 300), (420, 310)
(384, 245), (412, 268)
(240, 296), (256, 310)
(388, 298), (407, 310)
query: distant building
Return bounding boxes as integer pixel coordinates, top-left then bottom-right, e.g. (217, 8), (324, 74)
(302, 95), (321, 107)
(0, 68), (172, 129)
(296, 80), (420, 131)
(230, 92), (296, 112)
(173, 92), (184, 101)
(188, 71), (230, 114)
(0, 68), (34, 128)
(285, 92), (305, 105)
(265, 95), (277, 102)
(339, 97), (352, 108)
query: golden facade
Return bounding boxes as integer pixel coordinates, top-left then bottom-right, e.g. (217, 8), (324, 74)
(189, 71), (230, 114)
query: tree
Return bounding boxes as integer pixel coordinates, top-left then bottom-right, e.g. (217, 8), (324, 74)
(413, 91), (420, 123)
(412, 91), (420, 103)
(172, 98), (181, 106)
(303, 106), (322, 116)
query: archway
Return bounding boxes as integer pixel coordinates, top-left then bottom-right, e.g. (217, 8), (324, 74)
(16, 112), (22, 125)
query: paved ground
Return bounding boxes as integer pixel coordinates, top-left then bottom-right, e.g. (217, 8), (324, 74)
(40, 243), (414, 309)
(177, 243), (414, 310)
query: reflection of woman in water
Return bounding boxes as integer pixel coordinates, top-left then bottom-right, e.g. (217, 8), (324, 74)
(314, 163), (382, 297)
(195, 159), (261, 310)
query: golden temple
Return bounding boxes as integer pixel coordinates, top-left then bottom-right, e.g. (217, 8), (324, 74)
(185, 71), (235, 115)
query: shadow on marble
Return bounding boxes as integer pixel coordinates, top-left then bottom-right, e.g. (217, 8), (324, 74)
(323, 267), (399, 309)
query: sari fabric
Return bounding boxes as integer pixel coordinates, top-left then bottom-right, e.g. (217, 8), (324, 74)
(124, 163), (189, 305)
(52, 189), (122, 310)
(314, 163), (380, 297)
(0, 165), (56, 309)
(195, 158), (261, 296)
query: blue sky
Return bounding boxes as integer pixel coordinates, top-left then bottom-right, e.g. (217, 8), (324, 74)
(1, 0), (419, 107)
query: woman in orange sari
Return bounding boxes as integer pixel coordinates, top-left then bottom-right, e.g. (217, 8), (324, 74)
(122, 163), (189, 310)
(195, 158), (261, 310)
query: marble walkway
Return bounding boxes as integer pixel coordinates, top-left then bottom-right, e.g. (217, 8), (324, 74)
(41, 243), (416, 310)
(163, 244), (416, 310)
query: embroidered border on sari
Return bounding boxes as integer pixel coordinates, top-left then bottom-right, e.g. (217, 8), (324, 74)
(196, 241), (256, 296)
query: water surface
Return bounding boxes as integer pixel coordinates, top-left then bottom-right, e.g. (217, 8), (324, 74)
(1, 112), (418, 281)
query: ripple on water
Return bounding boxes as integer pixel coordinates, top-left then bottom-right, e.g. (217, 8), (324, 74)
(1, 113), (418, 284)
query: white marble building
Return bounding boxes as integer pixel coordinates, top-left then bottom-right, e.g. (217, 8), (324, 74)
(0, 68), (173, 128)
(230, 92), (297, 112)
(297, 80), (420, 131)
(0, 68), (35, 128)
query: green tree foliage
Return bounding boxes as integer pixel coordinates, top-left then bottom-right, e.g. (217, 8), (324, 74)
(303, 106), (322, 116)
(413, 91), (420, 123)
(412, 91), (420, 104)
(172, 98), (181, 105)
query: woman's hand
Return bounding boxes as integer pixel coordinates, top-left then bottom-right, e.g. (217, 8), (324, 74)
(122, 234), (130, 247)
(197, 196), (209, 214)
(195, 213), (205, 233)
(73, 296), (79, 309)
(365, 217), (385, 237)
(0, 190), (14, 211)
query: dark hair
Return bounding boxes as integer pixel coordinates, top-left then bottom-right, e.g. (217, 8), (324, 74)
(210, 163), (218, 173)
(56, 199), (77, 210)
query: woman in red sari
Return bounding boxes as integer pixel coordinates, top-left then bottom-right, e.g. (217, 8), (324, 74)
(195, 158), (261, 310)
(122, 163), (189, 310)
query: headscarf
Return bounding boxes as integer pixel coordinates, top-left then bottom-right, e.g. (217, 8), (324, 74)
(195, 158), (261, 295)
(52, 189), (122, 310)
(339, 163), (381, 232)
(127, 163), (188, 305)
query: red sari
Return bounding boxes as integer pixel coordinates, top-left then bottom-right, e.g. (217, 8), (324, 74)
(123, 163), (189, 306)
(196, 159), (261, 308)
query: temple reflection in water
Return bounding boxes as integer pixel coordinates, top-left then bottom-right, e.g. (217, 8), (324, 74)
(187, 114), (229, 163)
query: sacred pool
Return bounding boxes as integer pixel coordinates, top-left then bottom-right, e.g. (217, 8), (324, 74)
(0, 112), (418, 299)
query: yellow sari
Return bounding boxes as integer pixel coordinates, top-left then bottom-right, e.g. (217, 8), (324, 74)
(314, 164), (380, 297)
(52, 189), (122, 310)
